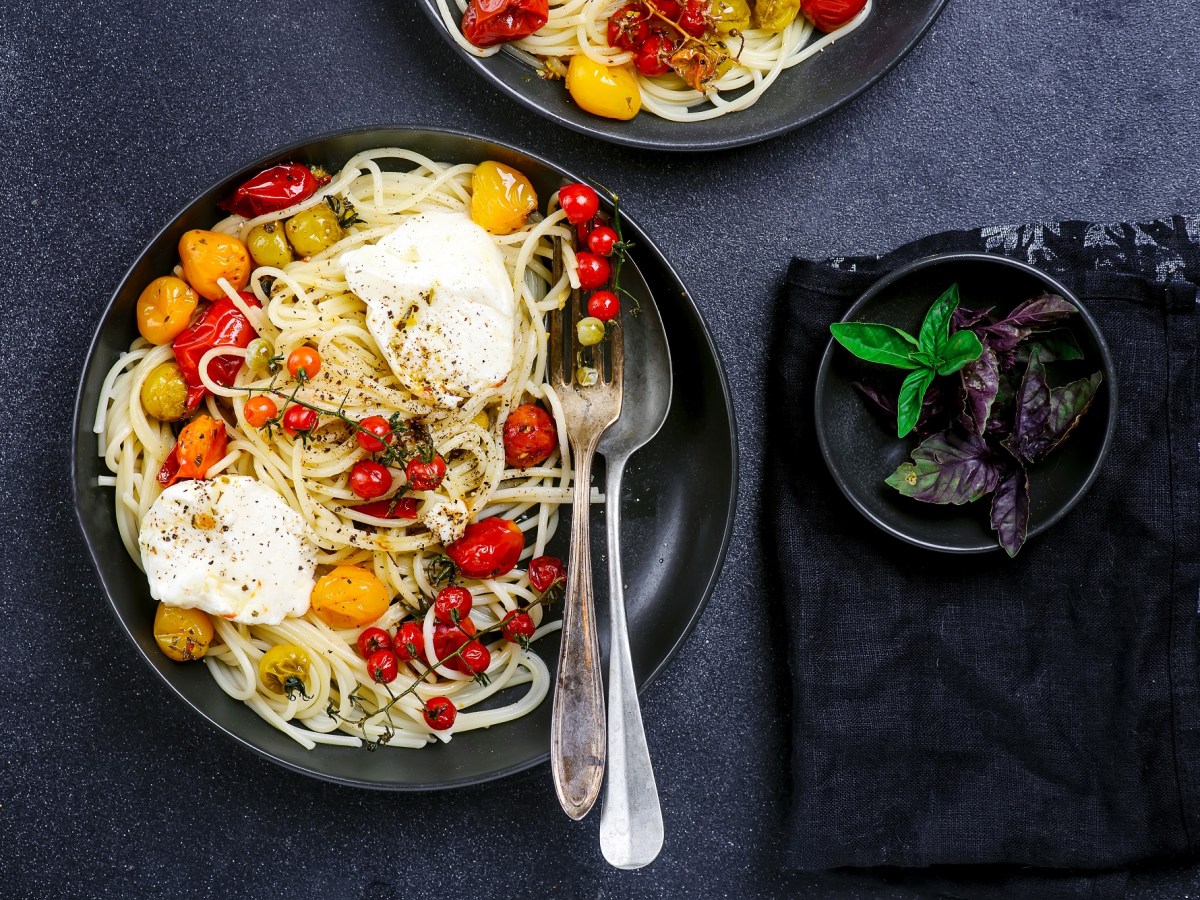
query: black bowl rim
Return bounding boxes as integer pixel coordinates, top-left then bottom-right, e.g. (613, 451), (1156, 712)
(70, 123), (741, 790)
(814, 251), (1119, 554)
(414, 0), (950, 152)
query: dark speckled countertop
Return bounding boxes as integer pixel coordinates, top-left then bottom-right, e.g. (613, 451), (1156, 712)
(3, 1), (1199, 897)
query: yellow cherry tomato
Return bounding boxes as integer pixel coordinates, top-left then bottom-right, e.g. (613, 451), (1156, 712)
(153, 602), (215, 662)
(711, 0), (752, 33)
(310, 565), (390, 629)
(470, 161), (538, 236)
(257, 644), (312, 697)
(754, 0), (800, 32)
(139, 362), (189, 421)
(178, 230), (251, 301)
(136, 275), (199, 344)
(285, 204), (344, 257)
(566, 56), (641, 122)
(246, 222), (295, 269)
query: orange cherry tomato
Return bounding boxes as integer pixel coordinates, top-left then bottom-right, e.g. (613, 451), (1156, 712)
(503, 404), (557, 469)
(158, 415), (228, 487)
(137, 276), (200, 345)
(287, 346), (322, 381)
(445, 518), (525, 578)
(243, 395), (278, 428)
(470, 161), (538, 235)
(310, 565), (390, 629)
(178, 229), (251, 301)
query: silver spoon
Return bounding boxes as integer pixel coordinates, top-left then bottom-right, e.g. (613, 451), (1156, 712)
(596, 255), (672, 869)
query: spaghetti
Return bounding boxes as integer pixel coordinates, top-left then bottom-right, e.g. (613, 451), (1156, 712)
(96, 148), (580, 749)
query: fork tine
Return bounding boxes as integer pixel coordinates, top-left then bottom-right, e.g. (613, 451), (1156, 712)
(609, 313), (624, 388)
(549, 237), (569, 385)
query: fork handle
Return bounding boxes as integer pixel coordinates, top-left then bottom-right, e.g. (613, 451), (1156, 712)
(550, 438), (606, 820)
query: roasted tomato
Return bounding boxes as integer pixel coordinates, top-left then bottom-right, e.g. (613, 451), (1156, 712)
(503, 404), (557, 469)
(220, 163), (324, 219)
(462, 0), (550, 48)
(158, 415), (228, 487)
(471, 161), (538, 235)
(527, 555), (566, 593)
(172, 291), (260, 409)
(445, 518), (525, 578)
(799, 0), (866, 31)
(258, 644), (311, 698)
(423, 696), (457, 731)
(178, 230), (251, 302)
(153, 602), (214, 662)
(310, 566), (390, 629)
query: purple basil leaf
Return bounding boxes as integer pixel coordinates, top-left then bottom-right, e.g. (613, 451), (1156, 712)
(914, 381), (952, 439)
(990, 466), (1031, 557)
(1019, 329), (1084, 364)
(885, 432), (1004, 504)
(851, 381), (897, 419)
(1002, 348), (1052, 463)
(1043, 371), (1104, 454)
(960, 345), (1000, 435)
(952, 305), (993, 330)
(976, 292), (1077, 353)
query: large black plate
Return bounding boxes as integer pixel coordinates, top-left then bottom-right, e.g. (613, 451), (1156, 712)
(71, 126), (738, 790)
(416, 1), (948, 151)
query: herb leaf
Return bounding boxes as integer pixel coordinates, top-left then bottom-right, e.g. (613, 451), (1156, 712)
(977, 293), (1078, 352)
(884, 432), (1005, 504)
(896, 368), (936, 438)
(936, 329), (984, 375)
(1002, 347), (1053, 463)
(960, 345), (1000, 435)
(1021, 329), (1084, 363)
(918, 283), (960, 356)
(990, 466), (1031, 557)
(830, 322), (921, 369)
(1044, 371), (1104, 453)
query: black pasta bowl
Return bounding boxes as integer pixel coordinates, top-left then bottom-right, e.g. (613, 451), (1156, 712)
(415, 0), (948, 151)
(71, 125), (738, 789)
(814, 252), (1117, 554)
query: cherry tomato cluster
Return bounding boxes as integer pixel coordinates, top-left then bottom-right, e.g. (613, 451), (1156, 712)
(560, 184), (622, 324)
(607, 1), (710, 77)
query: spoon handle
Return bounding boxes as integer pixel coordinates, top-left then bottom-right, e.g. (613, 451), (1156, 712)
(599, 456), (664, 869)
(550, 438), (606, 820)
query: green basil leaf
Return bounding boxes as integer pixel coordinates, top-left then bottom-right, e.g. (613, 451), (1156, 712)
(935, 329), (984, 375)
(918, 283), (960, 356)
(829, 322), (921, 369)
(912, 349), (942, 369)
(896, 368), (936, 438)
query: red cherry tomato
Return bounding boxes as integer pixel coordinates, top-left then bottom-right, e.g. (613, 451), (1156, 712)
(281, 404), (318, 437)
(287, 346), (321, 381)
(349, 460), (392, 499)
(607, 3), (650, 51)
(219, 163), (323, 219)
(423, 696), (457, 731)
(434, 586), (473, 626)
(366, 649), (399, 684)
(657, 0), (681, 17)
(357, 627), (393, 658)
(350, 497), (419, 520)
(243, 395), (277, 428)
(575, 252), (611, 291)
(432, 621), (476, 669)
(406, 455), (447, 491)
(528, 555), (566, 593)
(172, 292), (260, 409)
(587, 225), (618, 257)
(800, 0), (867, 31)
(560, 183), (600, 225)
(587, 290), (620, 322)
(394, 621), (424, 661)
(501, 610), (537, 643)
(157, 415), (228, 487)
(635, 34), (676, 77)
(679, 0), (708, 36)
(503, 404), (557, 469)
(462, 0), (550, 48)
(458, 640), (491, 677)
(445, 518), (525, 578)
(356, 416), (394, 453)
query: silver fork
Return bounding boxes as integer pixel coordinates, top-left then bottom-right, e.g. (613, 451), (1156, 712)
(548, 242), (623, 820)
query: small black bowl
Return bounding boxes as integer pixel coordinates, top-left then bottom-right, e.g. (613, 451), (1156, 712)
(814, 253), (1117, 554)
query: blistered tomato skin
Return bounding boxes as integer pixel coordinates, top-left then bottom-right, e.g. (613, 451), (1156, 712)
(140, 363), (190, 422)
(471, 161), (539, 235)
(446, 518), (526, 579)
(258, 644), (311, 697)
(503, 404), (557, 469)
(800, 0), (866, 31)
(179, 230), (251, 302)
(462, 0), (549, 47)
(220, 164), (322, 219)
(527, 555), (566, 593)
(285, 204), (344, 257)
(566, 56), (642, 121)
(153, 602), (215, 662)
(247, 222), (295, 269)
(310, 565), (391, 629)
(137, 276), (199, 345)
(423, 696), (457, 730)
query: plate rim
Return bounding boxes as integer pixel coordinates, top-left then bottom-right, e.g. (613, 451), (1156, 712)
(414, 0), (950, 152)
(813, 251), (1118, 555)
(70, 123), (740, 790)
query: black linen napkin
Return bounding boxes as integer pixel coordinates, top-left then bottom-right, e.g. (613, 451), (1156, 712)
(766, 217), (1200, 898)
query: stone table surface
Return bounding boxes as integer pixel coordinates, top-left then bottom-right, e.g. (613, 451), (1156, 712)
(2, 0), (1198, 897)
